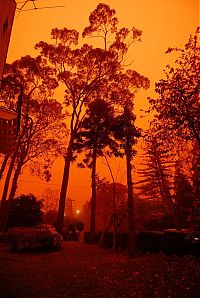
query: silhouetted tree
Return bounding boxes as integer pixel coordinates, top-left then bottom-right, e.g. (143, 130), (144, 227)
(41, 187), (60, 213)
(0, 56), (66, 232)
(173, 165), (194, 226)
(82, 179), (127, 233)
(147, 29), (200, 227)
(36, 3), (144, 232)
(7, 194), (44, 228)
(136, 131), (176, 217)
(190, 142), (200, 202)
(112, 106), (139, 257)
(150, 27), (200, 145)
(74, 99), (116, 243)
(111, 71), (149, 257)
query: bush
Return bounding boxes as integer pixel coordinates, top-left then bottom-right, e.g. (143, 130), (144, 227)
(62, 221), (85, 241)
(7, 224), (63, 252)
(84, 231), (100, 244)
(163, 229), (191, 256)
(84, 232), (128, 250)
(100, 232), (113, 248)
(0, 232), (8, 243)
(83, 229), (200, 256)
(137, 231), (164, 253)
(8, 194), (44, 228)
(137, 230), (200, 256)
(117, 233), (128, 251)
(90, 231), (164, 252)
(62, 223), (79, 241)
(76, 221), (84, 233)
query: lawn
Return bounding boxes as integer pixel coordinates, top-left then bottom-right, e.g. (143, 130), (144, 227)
(0, 241), (200, 297)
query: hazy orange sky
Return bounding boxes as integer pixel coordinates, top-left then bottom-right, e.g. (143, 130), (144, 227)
(1, 0), (199, 211)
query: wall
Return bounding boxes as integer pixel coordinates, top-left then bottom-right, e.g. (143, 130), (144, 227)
(0, 0), (16, 80)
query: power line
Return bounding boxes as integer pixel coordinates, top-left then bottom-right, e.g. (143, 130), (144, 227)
(16, 0), (65, 11)
(18, 179), (90, 188)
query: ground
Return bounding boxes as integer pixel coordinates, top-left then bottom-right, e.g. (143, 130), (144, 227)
(0, 241), (200, 298)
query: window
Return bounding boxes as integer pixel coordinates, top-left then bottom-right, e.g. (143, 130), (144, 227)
(3, 17), (8, 34)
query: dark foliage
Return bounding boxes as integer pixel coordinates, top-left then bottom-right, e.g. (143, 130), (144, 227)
(0, 232), (8, 243)
(7, 224), (63, 252)
(142, 214), (176, 231)
(84, 230), (200, 256)
(76, 221), (84, 232)
(137, 231), (165, 253)
(174, 167), (194, 226)
(149, 28), (200, 144)
(63, 223), (79, 241)
(8, 194), (44, 228)
(84, 231), (100, 244)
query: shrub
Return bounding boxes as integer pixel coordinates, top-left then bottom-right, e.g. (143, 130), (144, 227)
(8, 194), (44, 228)
(84, 231), (100, 244)
(100, 232), (113, 248)
(117, 233), (128, 250)
(62, 223), (78, 241)
(163, 229), (190, 256)
(84, 229), (200, 256)
(7, 225), (63, 252)
(76, 221), (84, 233)
(99, 233), (128, 250)
(0, 232), (8, 243)
(137, 231), (164, 253)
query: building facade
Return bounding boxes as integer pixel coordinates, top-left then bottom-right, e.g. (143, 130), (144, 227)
(0, 0), (16, 80)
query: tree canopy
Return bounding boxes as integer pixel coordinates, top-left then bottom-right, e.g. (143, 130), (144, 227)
(149, 28), (200, 145)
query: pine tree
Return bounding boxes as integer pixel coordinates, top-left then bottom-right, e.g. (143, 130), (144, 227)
(136, 133), (178, 227)
(173, 164), (193, 226)
(74, 99), (116, 243)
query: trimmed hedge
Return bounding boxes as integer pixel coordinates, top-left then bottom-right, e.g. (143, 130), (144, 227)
(84, 230), (200, 256)
(137, 231), (165, 253)
(7, 224), (63, 252)
(163, 229), (200, 256)
(84, 232), (101, 244)
(0, 232), (8, 243)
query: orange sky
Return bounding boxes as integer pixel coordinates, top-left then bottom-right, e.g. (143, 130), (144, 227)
(1, 0), (199, 211)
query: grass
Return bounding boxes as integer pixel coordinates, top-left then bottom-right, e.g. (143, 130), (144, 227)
(0, 241), (200, 297)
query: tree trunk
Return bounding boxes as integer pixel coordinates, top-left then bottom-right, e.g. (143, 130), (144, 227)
(165, 189), (180, 229)
(56, 140), (73, 233)
(90, 145), (97, 243)
(98, 209), (127, 248)
(104, 156), (117, 253)
(0, 199), (13, 232)
(0, 155), (16, 231)
(8, 162), (22, 201)
(126, 141), (136, 258)
(0, 154), (10, 180)
(0, 162), (23, 232)
(99, 221), (112, 246)
(112, 182), (117, 253)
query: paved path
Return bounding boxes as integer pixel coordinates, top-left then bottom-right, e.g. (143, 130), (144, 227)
(0, 241), (200, 297)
